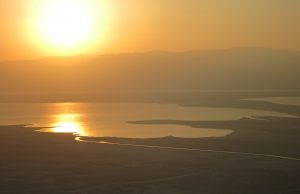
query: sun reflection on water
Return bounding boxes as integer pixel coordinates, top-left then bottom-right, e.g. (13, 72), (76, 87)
(50, 104), (85, 135)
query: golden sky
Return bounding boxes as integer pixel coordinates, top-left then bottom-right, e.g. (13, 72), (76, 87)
(0, 0), (300, 60)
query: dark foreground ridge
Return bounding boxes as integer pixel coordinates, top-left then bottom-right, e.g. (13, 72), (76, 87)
(0, 124), (299, 194)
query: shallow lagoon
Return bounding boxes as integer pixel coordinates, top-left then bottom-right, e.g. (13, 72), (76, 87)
(246, 97), (300, 106)
(0, 102), (296, 138)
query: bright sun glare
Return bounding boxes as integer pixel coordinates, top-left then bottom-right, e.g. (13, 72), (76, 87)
(29, 0), (106, 55)
(53, 114), (83, 134)
(40, 1), (92, 47)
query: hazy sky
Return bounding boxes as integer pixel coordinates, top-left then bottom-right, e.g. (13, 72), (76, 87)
(0, 0), (300, 60)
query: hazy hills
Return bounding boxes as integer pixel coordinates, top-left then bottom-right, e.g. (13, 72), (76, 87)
(1, 48), (300, 94)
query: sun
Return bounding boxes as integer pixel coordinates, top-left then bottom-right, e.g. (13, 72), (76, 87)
(40, 1), (93, 47)
(28, 0), (108, 55)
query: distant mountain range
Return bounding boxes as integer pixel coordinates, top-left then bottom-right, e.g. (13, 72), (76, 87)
(1, 48), (300, 93)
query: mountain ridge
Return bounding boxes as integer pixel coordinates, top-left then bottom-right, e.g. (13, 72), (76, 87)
(1, 47), (300, 93)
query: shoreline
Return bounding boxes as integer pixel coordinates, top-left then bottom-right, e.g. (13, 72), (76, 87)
(0, 124), (299, 193)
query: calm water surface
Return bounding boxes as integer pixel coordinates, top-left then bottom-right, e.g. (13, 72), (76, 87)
(0, 102), (296, 138)
(246, 97), (300, 106)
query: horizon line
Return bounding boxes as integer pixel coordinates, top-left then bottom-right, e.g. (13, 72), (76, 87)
(1, 46), (299, 63)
